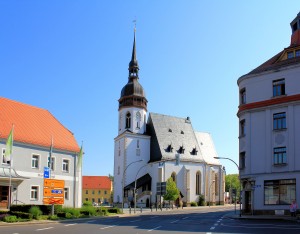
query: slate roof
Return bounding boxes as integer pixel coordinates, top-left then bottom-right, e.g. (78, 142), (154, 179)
(124, 173), (151, 190)
(82, 176), (112, 190)
(194, 132), (221, 165)
(0, 97), (80, 153)
(147, 113), (205, 163)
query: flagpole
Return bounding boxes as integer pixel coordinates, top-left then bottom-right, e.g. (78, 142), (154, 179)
(8, 124), (14, 211)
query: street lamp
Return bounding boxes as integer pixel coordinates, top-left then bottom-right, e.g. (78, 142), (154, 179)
(122, 159), (143, 213)
(208, 180), (215, 207)
(134, 164), (147, 213)
(214, 156), (242, 217)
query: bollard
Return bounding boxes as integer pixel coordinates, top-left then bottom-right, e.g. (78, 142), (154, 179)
(129, 206), (131, 214)
(151, 205), (153, 212)
(140, 207), (142, 213)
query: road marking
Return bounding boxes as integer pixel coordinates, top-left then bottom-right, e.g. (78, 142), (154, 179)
(86, 220), (97, 223)
(182, 216), (189, 219)
(210, 227), (215, 230)
(64, 223), (77, 226)
(130, 219), (141, 223)
(36, 227), (53, 231)
(148, 226), (162, 232)
(170, 219), (179, 223)
(214, 223), (218, 226)
(150, 216), (159, 219)
(100, 225), (116, 230)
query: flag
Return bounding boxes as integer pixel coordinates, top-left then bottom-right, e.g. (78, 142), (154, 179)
(4, 126), (14, 163)
(76, 144), (83, 169)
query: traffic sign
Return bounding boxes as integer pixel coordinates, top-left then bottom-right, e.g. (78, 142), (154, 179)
(44, 179), (64, 188)
(44, 188), (64, 197)
(43, 197), (64, 205)
(43, 179), (65, 205)
(44, 167), (50, 178)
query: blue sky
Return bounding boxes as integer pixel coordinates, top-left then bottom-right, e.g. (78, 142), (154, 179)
(1, 1), (299, 176)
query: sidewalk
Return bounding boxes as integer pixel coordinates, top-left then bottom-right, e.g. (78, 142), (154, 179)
(226, 213), (300, 222)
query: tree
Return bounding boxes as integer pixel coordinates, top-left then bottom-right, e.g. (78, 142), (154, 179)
(163, 177), (179, 202)
(225, 174), (241, 201)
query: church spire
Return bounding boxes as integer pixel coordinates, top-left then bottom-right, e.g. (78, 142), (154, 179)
(128, 28), (139, 79)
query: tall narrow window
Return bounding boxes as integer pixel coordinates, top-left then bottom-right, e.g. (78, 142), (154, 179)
(62, 159), (69, 172)
(240, 88), (246, 105)
(240, 119), (246, 137)
(136, 140), (140, 156)
(273, 79), (285, 97)
(32, 155), (39, 168)
(196, 171), (201, 195)
(126, 112), (131, 129)
(239, 152), (246, 169)
(31, 186), (38, 200)
(136, 112), (141, 129)
(2, 149), (10, 165)
(64, 188), (69, 200)
(274, 147), (287, 165)
(273, 113), (286, 130)
(287, 51), (294, 59)
(215, 174), (219, 196)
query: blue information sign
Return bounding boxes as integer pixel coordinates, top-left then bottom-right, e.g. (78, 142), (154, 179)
(44, 167), (50, 178)
(51, 189), (63, 194)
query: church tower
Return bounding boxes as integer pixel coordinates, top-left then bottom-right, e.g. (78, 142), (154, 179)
(113, 29), (150, 205)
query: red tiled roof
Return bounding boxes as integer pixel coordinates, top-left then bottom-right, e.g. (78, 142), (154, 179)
(82, 176), (112, 189)
(0, 97), (80, 153)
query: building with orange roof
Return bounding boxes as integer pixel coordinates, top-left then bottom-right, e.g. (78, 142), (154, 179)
(0, 97), (82, 208)
(82, 176), (112, 205)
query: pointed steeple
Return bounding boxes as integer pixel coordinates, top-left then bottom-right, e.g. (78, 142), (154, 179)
(128, 29), (139, 79)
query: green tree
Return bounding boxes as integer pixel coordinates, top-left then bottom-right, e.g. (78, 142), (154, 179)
(163, 177), (179, 202)
(225, 174), (241, 201)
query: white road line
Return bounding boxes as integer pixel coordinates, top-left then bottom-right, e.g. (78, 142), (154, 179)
(150, 216), (159, 219)
(64, 223), (77, 226)
(210, 227), (215, 230)
(130, 219), (141, 223)
(100, 225), (116, 230)
(36, 227), (53, 231)
(148, 226), (162, 232)
(86, 220), (96, 223)
(182, 217), (189, 219)
(214, 223), (218, 226)
(170, 219), (179, 223)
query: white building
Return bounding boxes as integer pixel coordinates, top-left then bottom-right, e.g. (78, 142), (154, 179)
(238, 13), (300, 214)
(114, 31), (225, 207)
(0, 97), (82, 209)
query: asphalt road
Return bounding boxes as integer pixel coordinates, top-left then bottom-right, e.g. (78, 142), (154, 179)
(1, 206), (300, 234)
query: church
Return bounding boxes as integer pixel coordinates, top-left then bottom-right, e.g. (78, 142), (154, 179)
(113, 30), (225, 207)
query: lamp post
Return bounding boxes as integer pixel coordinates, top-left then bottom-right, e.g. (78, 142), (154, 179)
(122, 159), (143, 213)
(208, 180), (215, 207)
(214, 156), (242, 217)
(134, 164), (147, 213)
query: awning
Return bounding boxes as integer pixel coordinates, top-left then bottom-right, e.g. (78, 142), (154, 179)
(124, 173), (151, 190)
(0, 167), (29, 181)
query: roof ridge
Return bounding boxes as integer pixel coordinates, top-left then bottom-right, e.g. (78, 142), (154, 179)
(0, 96), (47, 111)
(149, 112), (188, 121)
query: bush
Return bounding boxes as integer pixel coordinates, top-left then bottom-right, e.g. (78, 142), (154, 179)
(65, 212), (73, 219)
(48, 215), (59, 220)
(96, 207), (108, 216)
(190, 202), (197, 207)
(61, 207), (81, 218)
(10, 211), (33, 220)
(107, 207), (121, 214)
(3, 215), (18, 223)
(198, 194), (205, 206)
(29, 206), (42, 219)
(37, 215), (49, 220)
(82, 201), (93, 207)
(80, 206), (96, 216)
(10, 205), (62, 215)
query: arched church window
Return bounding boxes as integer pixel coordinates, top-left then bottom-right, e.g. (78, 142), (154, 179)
(171, 172), (176, 183)
(196, 171), (201, 195)
(136, 112), (141, 129)
(215, 174), (219, 196)
(126, 112), (131, 129)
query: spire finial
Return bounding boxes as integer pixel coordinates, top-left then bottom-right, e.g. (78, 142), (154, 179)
(128, 19), (139, 79)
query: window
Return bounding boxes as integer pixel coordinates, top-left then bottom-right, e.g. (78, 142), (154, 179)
(273, 113), (286, 130)
(92, 190), (95, 194)
(62, 159), (69, 172)
(273, 79), (285, 97)
(191, 147), (198, 155)
(98, 190), (101, 195)
(196, 171), (201, 195)
(85, 198), (88, 201)
(98, 198), (101, 203)
(32, 155), (39, 168)
(31, 186), (38, 200)
(92, 198), (95, 203)
(2, 148), (10, 165)
(117, 166), (120, 175)
(126, 112), (131, 129)
(215, 174), (219, 196)
(240, 88), (246, 104)
(178, 146), (185, 154)
(274, 147), (287, 165)
(287, 51), (294, 59)
(136, 112), (141, 129)
(240, 119), (246, 137)
(64, 188), (69, 200)
(86, 190), (88, 194)
(181, 130), (184, 134)
(264, 179), (295, 205)
(104, 191), (107, 195)
(136, 140), (140, 156)
(239, 152), (245, 169)
(166, 144), (173, 152)
(296, 50), (300, 57)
